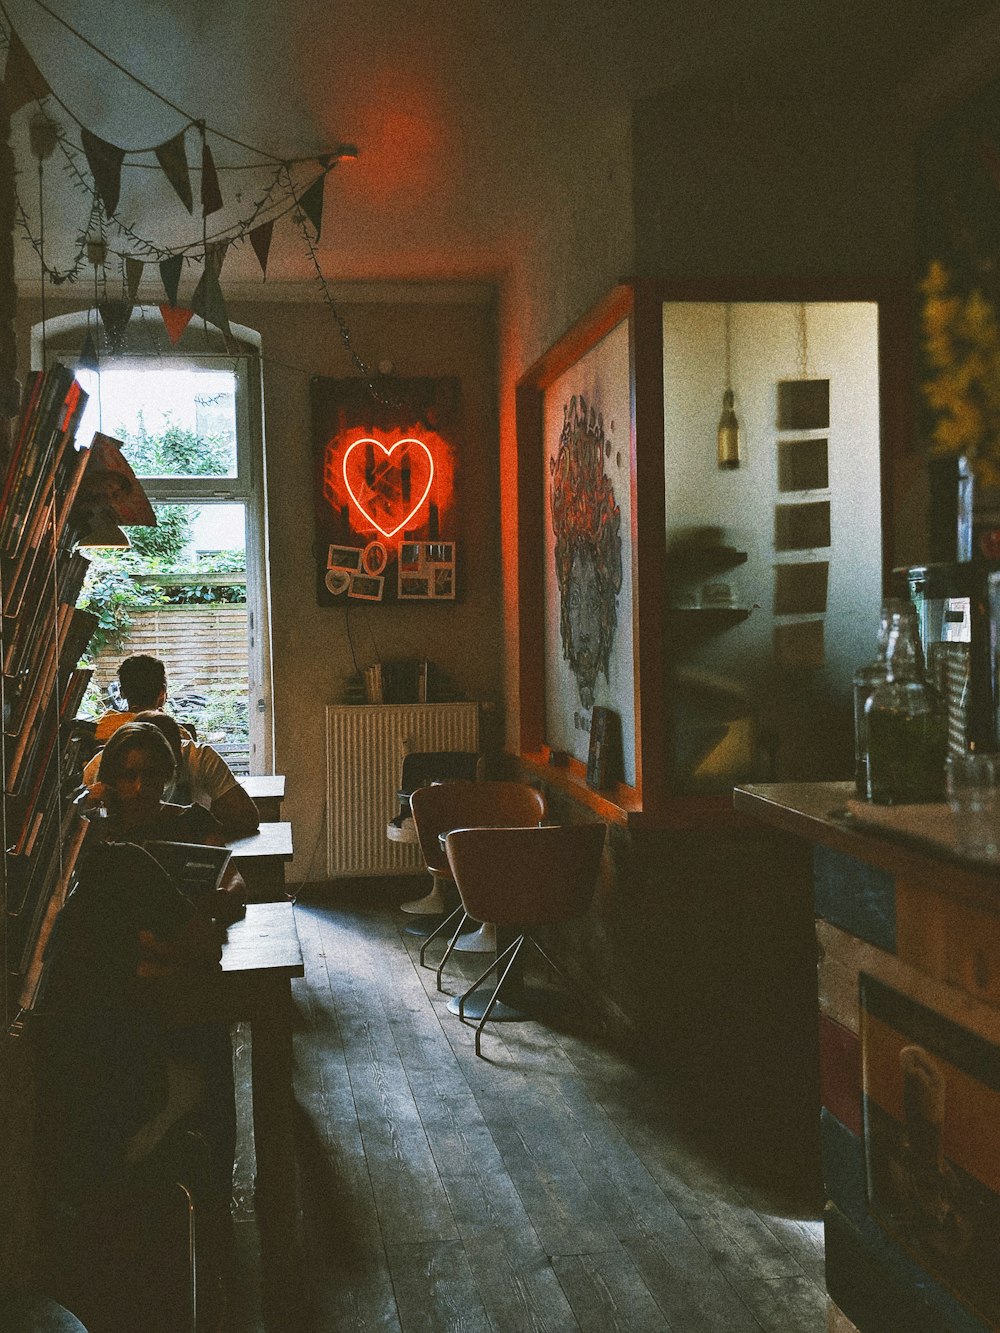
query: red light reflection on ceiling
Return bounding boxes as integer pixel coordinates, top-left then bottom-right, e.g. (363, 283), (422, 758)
(323, 427), (455, 542)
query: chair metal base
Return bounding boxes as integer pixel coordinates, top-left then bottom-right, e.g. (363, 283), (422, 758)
(451, 921), (496, 953)
(404, 914), (450, 938)
(446, 988), (529, 1022)
(400, 883), (447, 915)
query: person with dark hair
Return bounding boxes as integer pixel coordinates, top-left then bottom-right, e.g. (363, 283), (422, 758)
(39, 722), (245, 1324)
(94, 654), (168, 742)
(89, 723), (246, 907)
(83, 709), (260, 837)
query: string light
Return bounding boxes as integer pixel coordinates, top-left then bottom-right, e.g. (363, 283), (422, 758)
(1, 8), (387, 398)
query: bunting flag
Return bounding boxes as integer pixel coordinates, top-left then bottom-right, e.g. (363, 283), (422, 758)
(249, 219), (273, 278)
(82, 128), (124, 217)
(77, 330), (99, 371)
(190, 263), (231, 337)
(159, 304), (194, 345)
(155, 129), (193, 212)
(2, 28), (52, 116)
(201, 140), (223, 216)
(159, 254), (184, 306)
(98, 299), (134, 354)
(297, 173), (326, 241)
(205, 238), (230, 277)
(124, 256), (144, 302)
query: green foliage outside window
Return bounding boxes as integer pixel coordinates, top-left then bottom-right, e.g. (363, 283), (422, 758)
(79, 416), (246, 656)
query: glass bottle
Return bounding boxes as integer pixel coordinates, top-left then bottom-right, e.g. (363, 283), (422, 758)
(865, 611), (946, 805)
(717, 389), (740, 469)
(852, 600), (913, 797)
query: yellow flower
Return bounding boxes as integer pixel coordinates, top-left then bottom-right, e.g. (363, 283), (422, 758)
(921, 263), (1000, 479)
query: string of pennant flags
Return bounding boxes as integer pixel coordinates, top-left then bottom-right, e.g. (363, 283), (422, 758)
(0, 4), (389, 394)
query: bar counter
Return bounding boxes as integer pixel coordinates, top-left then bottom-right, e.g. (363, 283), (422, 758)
(735, 782), (1000, 1333)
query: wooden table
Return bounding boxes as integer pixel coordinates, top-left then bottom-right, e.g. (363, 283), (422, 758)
(228, 821), (294, 901)
(238, 775), (285, 822)
(143, 902), (303, 1322)
(220, 900), (303, 1304)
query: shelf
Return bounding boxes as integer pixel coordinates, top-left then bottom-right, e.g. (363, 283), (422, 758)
(516, 751), (645, 827)
(667, 606), (751, 625)
(667, 546), (748, 577)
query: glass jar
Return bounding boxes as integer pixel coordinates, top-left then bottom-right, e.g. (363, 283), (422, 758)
(865, 612), (946, 804)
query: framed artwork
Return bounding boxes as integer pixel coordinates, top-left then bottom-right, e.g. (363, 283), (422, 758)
(310, 376), (461, 605)
(515, 285), (665, 823)
(542, 319), (635, 784)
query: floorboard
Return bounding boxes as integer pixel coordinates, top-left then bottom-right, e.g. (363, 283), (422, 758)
(232, 896), (827, 1332)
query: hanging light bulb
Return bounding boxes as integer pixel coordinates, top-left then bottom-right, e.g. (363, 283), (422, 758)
(717, 303), (741, 470)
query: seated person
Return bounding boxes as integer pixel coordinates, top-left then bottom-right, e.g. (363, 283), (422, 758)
(85, 721), (247, 915)
(39, 723), (245, 1323)
(82, 710), (259, 838)
(94, 653), (170, 743)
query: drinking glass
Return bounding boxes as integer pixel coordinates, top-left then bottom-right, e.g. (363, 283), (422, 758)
(946, 753), (1000, 860)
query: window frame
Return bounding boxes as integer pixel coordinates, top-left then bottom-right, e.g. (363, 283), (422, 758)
(34, 310), (274, 774)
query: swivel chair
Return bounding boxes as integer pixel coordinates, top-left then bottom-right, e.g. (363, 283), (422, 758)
(391, 751), (481, 914)
(409, 780), (546, 989)
(444, 821), (606, 1057)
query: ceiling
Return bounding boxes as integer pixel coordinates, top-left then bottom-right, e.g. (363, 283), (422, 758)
(4, 0), (998, 296)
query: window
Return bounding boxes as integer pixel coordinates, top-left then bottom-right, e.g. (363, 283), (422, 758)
(36, 310), (272, 774)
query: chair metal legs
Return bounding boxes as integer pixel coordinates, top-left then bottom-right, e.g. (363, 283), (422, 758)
(453, 931), (605, 1058)
(526, 936), (605, 1028)
(418, 904), (469, 988)
(457, 933), (526, 1056)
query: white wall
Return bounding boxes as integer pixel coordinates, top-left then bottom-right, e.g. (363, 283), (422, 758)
(662, 301), (883, 784)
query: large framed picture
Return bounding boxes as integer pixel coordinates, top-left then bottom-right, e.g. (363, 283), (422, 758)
(514, 286), (666, 822)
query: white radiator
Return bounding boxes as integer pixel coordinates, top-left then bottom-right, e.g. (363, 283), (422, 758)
(325, 702), (480, 876)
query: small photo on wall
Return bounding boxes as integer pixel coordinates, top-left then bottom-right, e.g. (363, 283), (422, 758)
(349, 573), (384, 601)
(329, 544), (364, 572)
(400, 576), (430, 598)
(397, 541), (457, 599)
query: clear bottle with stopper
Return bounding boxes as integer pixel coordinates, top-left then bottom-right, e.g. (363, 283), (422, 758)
(865, 607), (946, 804)
(852, 599), (913, 796)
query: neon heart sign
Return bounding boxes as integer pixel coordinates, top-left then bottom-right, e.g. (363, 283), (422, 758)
(341, 436), (435, 539)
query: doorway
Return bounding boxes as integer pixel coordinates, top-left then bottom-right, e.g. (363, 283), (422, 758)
(37, 312), (273, 772)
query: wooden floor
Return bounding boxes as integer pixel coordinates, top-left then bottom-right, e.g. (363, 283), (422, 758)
(230, 893), (828, 1333)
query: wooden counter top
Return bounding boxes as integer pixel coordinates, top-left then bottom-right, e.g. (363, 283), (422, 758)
(734, 781), (1000, 913)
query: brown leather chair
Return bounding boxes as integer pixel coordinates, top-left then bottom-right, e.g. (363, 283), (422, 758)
(409, 780), (546, 988)
(393, 751), (481, 913)
(444, 821), (606, 1056)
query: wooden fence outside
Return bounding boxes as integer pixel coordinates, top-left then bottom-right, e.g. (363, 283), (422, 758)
(91, 606), (251, 770)
(91, 605), (249, 700)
